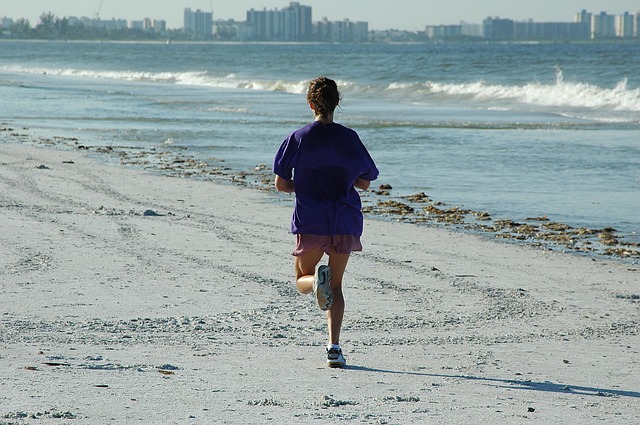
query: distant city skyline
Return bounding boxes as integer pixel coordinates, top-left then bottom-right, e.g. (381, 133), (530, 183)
(3, 1), (640, 30)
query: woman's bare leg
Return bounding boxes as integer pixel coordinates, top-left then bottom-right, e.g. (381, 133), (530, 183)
(293, 247), (351, 345)
(294, 248), (325, 294)
(326, 251), (351, 345)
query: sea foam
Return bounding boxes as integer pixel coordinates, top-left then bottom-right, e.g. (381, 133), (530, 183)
(4, 64), (640, 115)
(386, 78), (640, 112)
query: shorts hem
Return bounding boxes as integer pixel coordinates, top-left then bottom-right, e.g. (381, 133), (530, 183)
(292, 234), (363, 256)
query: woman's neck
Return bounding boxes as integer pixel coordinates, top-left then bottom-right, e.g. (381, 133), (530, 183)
(315, 112), (334, 124)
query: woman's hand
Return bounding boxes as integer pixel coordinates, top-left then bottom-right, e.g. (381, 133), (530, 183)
(275, 175), (295, 193)
(354, 177), (370, 191)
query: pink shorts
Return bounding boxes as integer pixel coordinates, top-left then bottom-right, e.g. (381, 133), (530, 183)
(292, 234), (363, 256)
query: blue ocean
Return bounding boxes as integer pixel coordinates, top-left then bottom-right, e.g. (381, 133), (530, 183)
(1, 40), (639, 255)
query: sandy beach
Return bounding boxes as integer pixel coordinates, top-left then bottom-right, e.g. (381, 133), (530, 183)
(0, 141), (638, 424)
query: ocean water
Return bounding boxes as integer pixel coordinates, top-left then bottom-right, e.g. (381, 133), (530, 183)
(1, 40), (639, 245)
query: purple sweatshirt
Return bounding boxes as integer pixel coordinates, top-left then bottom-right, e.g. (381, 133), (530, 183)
(274, 121), (379, 236)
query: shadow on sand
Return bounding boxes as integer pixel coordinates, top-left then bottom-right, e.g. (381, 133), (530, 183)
(346, 365), (639, 399)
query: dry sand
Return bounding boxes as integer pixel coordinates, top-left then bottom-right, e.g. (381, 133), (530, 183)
(0, 142), (638, 424)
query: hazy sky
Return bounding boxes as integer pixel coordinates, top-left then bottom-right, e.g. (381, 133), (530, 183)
(4, 1), (639, 30)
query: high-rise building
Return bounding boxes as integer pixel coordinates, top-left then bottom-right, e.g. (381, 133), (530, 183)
(482, 17), (514, 39)
(615, 12), (634, 37)
(514, 19), (589, 40)
(316, 18), (368, 42)
(575, 9), (592, 25)
(283, 2), (312, 41)
(246, 2), (312, 41)
(184, 8), (213, 38)
(591, 12), (616, 39)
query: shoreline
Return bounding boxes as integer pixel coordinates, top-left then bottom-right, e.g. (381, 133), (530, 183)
(2, 124), (638, 264)
(3, 38), (640, 46)
(1, 131), (638, 423)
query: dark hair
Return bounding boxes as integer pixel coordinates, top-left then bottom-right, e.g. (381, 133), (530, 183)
(307, 76), (341, 118)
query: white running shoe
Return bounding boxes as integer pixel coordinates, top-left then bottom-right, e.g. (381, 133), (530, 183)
(313, 265), (333, 311)
(326, 345), (346, 368)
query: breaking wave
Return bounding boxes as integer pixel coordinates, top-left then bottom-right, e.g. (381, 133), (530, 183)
(386, 64), (640, 114)
(0, 64), (309, 94)
(395, 78), (640, 112)
(3, 64), (640, 115)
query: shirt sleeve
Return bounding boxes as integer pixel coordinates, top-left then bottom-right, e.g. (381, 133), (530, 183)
(273, 134), (297, 180)
(357, 139), (379, 182)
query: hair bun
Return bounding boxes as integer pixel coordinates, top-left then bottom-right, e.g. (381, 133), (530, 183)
(307, 76), (341, 118)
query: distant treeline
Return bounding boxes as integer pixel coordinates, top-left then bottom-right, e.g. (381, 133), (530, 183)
(2, 12), (205, 41)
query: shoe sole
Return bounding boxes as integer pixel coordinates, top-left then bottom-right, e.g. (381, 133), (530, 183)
(327, 361), (346, 368)
(315, 265), (333, 311)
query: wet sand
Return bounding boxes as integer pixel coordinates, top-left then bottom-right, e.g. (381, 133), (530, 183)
(0, 140), (639, 424)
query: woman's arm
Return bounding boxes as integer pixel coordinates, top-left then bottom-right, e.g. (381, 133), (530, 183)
(275, 175), (295, 193)
(354, 177), (370, 191)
